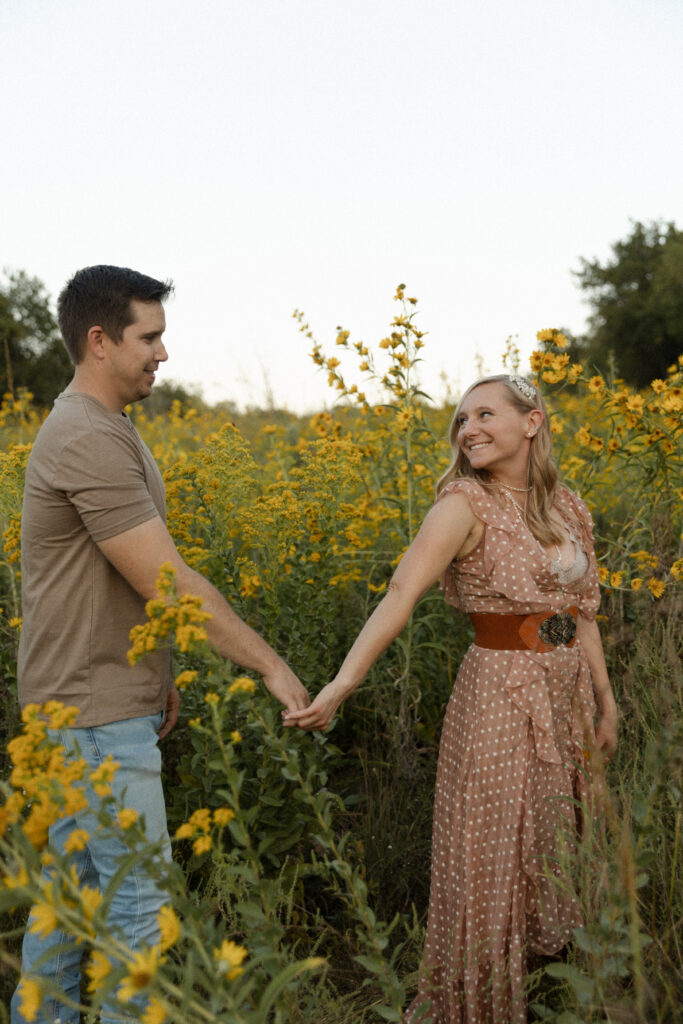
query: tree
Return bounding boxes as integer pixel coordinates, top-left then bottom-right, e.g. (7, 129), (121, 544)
(574, 220), (683, 387)
(0, 270), (72, 408)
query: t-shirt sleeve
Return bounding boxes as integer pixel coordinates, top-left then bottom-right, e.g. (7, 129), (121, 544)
(52, 430), (161, 542)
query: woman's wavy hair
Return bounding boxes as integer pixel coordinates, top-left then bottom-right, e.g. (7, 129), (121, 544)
(436, 374), (565, 546)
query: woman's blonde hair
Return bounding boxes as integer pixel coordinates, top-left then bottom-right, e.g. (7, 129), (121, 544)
(436, 374), (564, 546)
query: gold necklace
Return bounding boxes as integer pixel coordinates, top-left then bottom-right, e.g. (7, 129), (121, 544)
(499, 485), (562, 563)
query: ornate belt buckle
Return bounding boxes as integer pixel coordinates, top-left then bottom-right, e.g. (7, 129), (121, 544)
(538, 610), (577, 647)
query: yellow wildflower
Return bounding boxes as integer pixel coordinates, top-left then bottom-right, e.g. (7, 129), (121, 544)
(630, 578), (643, 591)
(174, 823), (194, 840)
(86, 950), (112, 992)
(588, 376), (605, 393)
(89, 756), (120, 797)
(650, 378), (666, 393)
(43, 702), (79, 730)
(16, 979), (42, 1022)
(29, 901), (58, 938)
(214, 807), (236, 826)
(609, 571), (625, 588)
(174, 670), (198, 690)
(64, 828), (90, 853)
(228, 676), (256, 695)
(647, 578), (666, 599)
(3, 866), (29, 889)
(213, 939), (248, 980)
(142, 997), (167, 1024)
(158, 905), (181, 951)
(204, 692), (220, 705)
(79, 885), (102, 923)
(193, 835), (212, 856)
(118, 808), (139, 829)
(229, 731), (242, 744)
(598, 567), (609, 585)
(188, 807), (212, 832)
(118, 947), (162, 1001)
(670, 558), (683, 582)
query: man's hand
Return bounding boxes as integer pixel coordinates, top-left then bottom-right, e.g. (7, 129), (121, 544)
(283, 680), (343, 731)
(159, 685), (180, 739)
(262, 663), (310, 716)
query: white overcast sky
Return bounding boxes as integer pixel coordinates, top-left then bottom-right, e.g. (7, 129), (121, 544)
(2, 0), (681, 411)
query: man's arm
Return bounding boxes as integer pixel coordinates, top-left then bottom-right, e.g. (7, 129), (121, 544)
(97, 516), (310, 713)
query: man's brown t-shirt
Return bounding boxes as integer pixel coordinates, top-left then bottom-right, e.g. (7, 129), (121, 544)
(17, 393), (173, 726)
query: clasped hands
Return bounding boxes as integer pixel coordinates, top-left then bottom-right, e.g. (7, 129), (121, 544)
(281, 680), (345, 732)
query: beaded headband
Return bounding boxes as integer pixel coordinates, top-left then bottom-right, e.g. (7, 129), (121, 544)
(508, 374), (536, 402)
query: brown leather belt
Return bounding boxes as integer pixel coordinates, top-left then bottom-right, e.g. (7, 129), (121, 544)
(469, 606), (579, 654)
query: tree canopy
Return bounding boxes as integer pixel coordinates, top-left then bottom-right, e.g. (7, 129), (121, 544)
(574, 220), (683, 387)
(0, 270), (72, 407)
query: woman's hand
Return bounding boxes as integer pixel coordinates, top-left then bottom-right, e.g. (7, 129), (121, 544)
(282, 681), (345, 731)
(594, 703), (618, 760)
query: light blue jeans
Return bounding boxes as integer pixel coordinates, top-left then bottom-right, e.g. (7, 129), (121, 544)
(11, 712), (172, 1024)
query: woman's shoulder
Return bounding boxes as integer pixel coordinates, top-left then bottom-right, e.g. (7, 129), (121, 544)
(436, 476), (511, 529)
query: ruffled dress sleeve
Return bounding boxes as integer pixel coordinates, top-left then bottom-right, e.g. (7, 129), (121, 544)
(556, 487), (602, 622)
(435, 478), (517, 609)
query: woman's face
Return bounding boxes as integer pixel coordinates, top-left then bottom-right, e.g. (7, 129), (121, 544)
(455, 382), (539, 477)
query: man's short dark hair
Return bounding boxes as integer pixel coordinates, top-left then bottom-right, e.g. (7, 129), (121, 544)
(57, 265), (174, 364)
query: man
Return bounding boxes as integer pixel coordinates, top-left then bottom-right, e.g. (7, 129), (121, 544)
(11, 265), (310, 1024)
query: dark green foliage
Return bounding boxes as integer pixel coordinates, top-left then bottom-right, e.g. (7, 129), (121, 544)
(574, 220), (683, 386)
(0, 271), (72, 408)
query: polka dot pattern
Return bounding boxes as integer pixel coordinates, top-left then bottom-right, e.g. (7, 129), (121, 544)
(404, 480), (601, 1024)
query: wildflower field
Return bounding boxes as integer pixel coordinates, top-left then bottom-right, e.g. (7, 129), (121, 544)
(0, 289), (681, 1022)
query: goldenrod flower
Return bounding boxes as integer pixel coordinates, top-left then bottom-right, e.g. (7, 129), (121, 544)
(158, 905), (181, 951)
(214, 807), (236, 826)
(193, 835), (212, 856)
(174, 670), (198, 690)
(89, 756), (120, 797)
(228, 676), (256, 695)
(64, 828), (90, 853)
(213, 939), (248, 980)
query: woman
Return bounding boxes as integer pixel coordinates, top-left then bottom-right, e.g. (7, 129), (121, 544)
(285, 374), (618, 1023)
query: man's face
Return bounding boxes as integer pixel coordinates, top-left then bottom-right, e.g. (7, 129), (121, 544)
(104, 299), (168, 407)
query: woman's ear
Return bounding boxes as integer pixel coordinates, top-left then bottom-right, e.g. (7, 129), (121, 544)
(526, 409), (544, 437)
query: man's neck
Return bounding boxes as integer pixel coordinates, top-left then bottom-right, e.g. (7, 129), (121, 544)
(64, 368), (125, 413)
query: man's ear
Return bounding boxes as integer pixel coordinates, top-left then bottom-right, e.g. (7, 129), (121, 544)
(86, 325), (107, 360)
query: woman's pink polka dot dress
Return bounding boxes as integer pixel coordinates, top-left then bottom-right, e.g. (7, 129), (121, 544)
(404, 478), (601, 1024)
